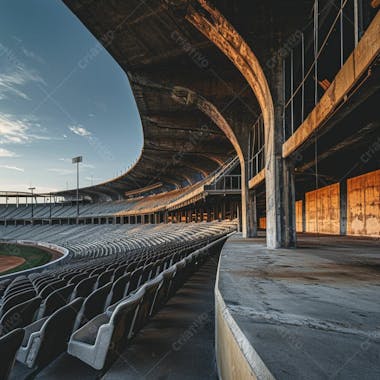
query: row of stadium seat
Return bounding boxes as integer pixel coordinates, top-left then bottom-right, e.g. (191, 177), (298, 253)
(0, 221), (236, 258)
(0, 222), (233, 379)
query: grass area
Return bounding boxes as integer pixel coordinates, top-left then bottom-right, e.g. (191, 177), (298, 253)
(0, 243), (52, 275)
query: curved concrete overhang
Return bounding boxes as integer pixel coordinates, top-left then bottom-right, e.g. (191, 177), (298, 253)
(60, 0), (314, 201)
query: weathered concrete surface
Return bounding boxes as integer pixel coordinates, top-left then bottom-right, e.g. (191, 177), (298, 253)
(217, 233), (380, 379)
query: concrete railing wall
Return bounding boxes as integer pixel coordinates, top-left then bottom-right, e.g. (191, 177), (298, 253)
(0, 240), (71, 281)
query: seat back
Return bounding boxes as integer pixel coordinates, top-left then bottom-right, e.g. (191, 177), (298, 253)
(72, 276), (97, 299)
(113, 263), (128, 280)
(40, 284), (75, 318)
(0, 279), (12, 298)
(0, 297), (42, 336)
(1, 289), (37, 316)
(151, 267), (176, 316)
(69, 273), (88, 285)
(104, 289), (144, 370)
(35, 297), (84, 369)
(169, 260), (187, 298)
(140, 263), (154, 285)
(39, 279), (66, 299)
(3, 283), (33, 301)
(126, 267), (143, 295)
(106, 272), (131, 308)
(95, 270), (114, 289)
(76, 283), (112, 329)
(132, 276), (162, 335)
(126, 261), (139, 273)
(0, 328), (24, 380)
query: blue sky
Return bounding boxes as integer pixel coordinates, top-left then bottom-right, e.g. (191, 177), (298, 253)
(0, 0), (143, 193)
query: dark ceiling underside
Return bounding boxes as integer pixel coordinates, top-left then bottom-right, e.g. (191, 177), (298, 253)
(58, 0), (314, 200)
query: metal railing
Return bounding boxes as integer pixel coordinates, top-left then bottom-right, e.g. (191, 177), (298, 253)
(248, 115), (265, 179)
(283, 0), (377, 139)
(208, 174), (241, 191)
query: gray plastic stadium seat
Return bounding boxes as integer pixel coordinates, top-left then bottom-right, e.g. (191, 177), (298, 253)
(105, 272), (131, 309)
(126, 267), (143, 295)
(39, 279), (66, 299)
(0, 289), (37, 317)
(73, 282), (112, 331)
(69, 273), (88, 285)
(3, 284), (33, 301)
(0, 328), (24, 380)
(0, 279), (12, 298)
(139, 263), (154, 285)
(169, 259), (187, 298)
(95, 270), (114, 289)
(71, 276), (97, 299)
(0, 297), (41, 336)
(130, 275), (163, 336)
(38, 284), (75, 319)
(68, 288), (144, 370)
(151, 266), (176, 316)
(16, 298), (84, 371)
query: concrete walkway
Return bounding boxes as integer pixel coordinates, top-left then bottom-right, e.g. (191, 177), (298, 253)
(217, 233), (380, 379)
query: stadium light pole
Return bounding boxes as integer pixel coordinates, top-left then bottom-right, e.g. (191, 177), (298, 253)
(72, 156), (83, 218)
(28, 187), (35, 218)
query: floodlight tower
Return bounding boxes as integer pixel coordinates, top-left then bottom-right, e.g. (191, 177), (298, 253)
(72, 156), (83, 217)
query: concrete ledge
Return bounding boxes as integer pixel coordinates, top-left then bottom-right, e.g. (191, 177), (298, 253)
(215, 233), (380, 379)
(248, 169), (265, 190)
(215, 284), (274, 380)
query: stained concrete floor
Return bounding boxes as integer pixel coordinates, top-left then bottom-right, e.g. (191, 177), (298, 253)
(11, 256), (219, 380)
(219, 233), (380, 380)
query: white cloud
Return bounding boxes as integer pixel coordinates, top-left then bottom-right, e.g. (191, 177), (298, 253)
(0, 148), (17, 157)
(68, 125), (91, 137)
(0, 114), (29, 144)
(0, 56), (46, 100)
(0, 113), (50, 145)
(0, 165), (24, 172)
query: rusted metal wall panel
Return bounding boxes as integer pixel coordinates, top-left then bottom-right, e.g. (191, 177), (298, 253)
(259, 217), (266, 229)
(296, 200), (303, 232)
(347, 169), (380, 237)
(306, 183), (340, 234)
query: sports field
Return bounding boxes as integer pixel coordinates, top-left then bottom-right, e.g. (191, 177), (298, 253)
(0, 243), (52, 275)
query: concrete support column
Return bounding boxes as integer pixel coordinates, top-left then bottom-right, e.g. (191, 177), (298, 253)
(265, 61), (296, 248)
(249, 190), (258, 237)
(340, 179), (347, 235)
(282, 159), (297, 247)
(301, 193), (306, 233)
(241, 160), (257, 238)
(221, 201), (226, 220)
